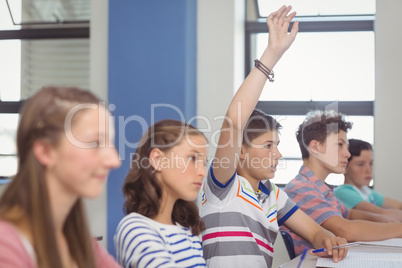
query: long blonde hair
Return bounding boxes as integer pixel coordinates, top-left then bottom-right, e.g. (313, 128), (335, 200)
(0, 87), (100, 268)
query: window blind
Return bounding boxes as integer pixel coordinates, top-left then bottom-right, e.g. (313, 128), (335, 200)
(20, 38), (90, 98)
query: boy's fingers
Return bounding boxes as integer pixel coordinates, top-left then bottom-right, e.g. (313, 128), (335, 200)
(332, 249), (339, 263)
(267, 11), (278, 23)
(338, 248), (344, 260)
(279, 6), (292, 25)
(340, 246), (348, 260)
(274, 5), (287, 24)
(339, 237), (348, 260)
(289, 20), (299, 38)
(322, 239), (333, 256)
(284, 11), (297, 24)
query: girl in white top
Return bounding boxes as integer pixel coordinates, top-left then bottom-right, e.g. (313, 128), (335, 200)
(114, 119), (208, 267)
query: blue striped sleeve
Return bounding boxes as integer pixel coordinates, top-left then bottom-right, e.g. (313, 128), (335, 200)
(114, 216), (177, 268)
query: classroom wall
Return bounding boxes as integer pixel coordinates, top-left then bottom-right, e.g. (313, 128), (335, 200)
(82, 0), (109, 248)
(197, 0), (245, 159)
(107, 0), (197, 255)
(374, 0), (402, 199)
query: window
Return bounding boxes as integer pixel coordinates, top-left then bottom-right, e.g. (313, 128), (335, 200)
(0, 0), (89, 179)
(247, 0), (375, 186)
(254, 32), (374, 102)
(255, 0), (375, 17)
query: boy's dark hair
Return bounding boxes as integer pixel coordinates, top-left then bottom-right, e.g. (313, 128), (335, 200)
(348, 139), (372, 162)
(243, 109), (282, 146)
(296, 110), (353, 159)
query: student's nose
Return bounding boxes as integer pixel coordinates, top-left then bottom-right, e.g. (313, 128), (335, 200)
(366, 164), (373, 174)
(345, 148), (351, 159)
(105, 147), (122, 169)
(274, 148), (282, 160)
(198, 163), (207, 178)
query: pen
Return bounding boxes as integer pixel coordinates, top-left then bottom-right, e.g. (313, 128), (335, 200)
(312, 242), (360, 253)
(297, 248), (308, 268)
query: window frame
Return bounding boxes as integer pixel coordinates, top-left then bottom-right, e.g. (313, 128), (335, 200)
(0, 27), (89, 113)
(0, 25), (89, 180)
(245, 17), (374, 76)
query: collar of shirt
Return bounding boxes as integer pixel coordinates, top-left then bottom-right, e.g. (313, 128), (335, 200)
(298, 165), (333, 196)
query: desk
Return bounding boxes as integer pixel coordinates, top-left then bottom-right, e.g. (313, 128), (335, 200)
(280, 246), (402, 268)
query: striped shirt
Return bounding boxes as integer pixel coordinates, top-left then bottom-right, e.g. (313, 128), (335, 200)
(114, 213), (206, 268)
(201, 165), (298, 268)
(282, 165), (350, 255)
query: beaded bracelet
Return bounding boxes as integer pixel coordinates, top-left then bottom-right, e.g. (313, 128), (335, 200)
(254, 59), (275, 82)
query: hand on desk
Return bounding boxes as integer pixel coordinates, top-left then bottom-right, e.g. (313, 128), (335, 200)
(283, 209), (349, 263)
(310, 236), (348, 263)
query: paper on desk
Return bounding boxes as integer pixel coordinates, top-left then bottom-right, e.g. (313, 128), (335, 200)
(316, 252), (402, 268)
(359, 238), (402, 248)
(316, 239), (402, 267)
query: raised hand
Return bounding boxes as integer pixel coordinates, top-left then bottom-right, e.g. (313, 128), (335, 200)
(212, 5), (299, 185)
(266, 5), (299, 60)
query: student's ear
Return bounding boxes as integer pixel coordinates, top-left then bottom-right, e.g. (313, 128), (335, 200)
(308, 139), (322, 157)
(149, 148), (163, 171)
(33, 140), (55, 167)
(239, 144), (247, 160)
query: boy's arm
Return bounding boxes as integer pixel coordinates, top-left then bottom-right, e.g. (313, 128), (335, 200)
(348, 208), (398, 223)
(321, 215), (402, 242)
(382, 197), (402, 210)
(284, 209), (347, 263)
(212, 5), (299, 184)
(354, 201), (402, 222)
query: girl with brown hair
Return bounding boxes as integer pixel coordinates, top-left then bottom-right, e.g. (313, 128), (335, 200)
(114, 119), (208, 267)
(0, 87), (121, 268)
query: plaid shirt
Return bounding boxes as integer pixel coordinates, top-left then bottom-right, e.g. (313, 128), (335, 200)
(281, 165), (349, 255)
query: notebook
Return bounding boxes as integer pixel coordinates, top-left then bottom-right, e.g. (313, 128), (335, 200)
(316, 238), (402, 268)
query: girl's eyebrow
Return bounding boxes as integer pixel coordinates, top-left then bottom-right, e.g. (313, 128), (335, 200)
(264, 140), (280, 144)
(189, 149), (206, 155)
